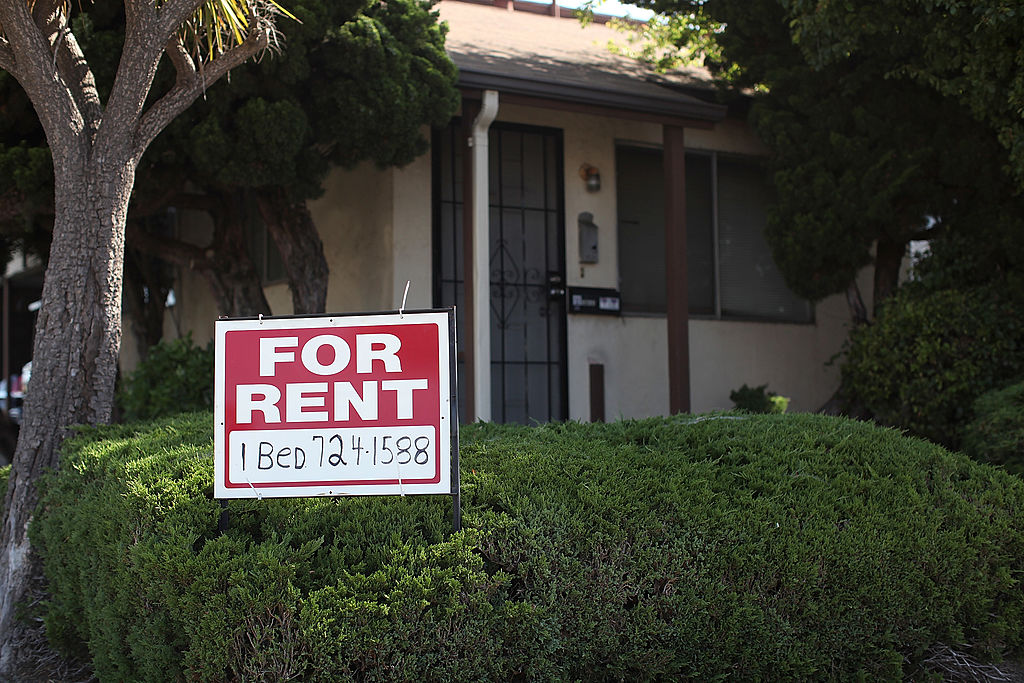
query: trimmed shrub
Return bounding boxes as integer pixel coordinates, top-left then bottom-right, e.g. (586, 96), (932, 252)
(32, 413), (1024, 680)
(118, 334), (214, 422)
(962, 381), (1024, 475)
(842, 284), (1024, 447)
(730, 383), (789, 414)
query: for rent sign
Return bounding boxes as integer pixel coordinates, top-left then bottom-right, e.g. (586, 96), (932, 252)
(214, 310), (455, 499)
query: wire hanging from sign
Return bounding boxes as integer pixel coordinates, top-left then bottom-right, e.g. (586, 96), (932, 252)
(399, 280), (411, 318)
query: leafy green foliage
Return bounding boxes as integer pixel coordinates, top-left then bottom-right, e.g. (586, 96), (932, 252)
(187, 98), (312, 190)
(910, 217), (1024, 294)
(32, 414), (1024, 679)
(729, 383), (789, 414)
(759, 82), (1014, 303)
(141, 0), (459, 203)
(963, 382), (1024, 476)
(842, 285), (1024, 448)
(0, 70), (55, 260)
(629, 0), (1024, 307)
(117, 335), (214, 422)
(784, 0), (1024, 193)
(0, 0), (300, 251)
(0, 143), (51, 210)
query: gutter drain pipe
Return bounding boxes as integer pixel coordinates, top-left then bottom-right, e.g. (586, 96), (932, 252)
(470, 89), (499, 422)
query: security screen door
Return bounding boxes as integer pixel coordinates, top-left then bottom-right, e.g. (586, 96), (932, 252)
(434, 122), (567, 424)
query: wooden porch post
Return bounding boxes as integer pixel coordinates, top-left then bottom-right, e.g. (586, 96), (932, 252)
(663, 124), (690, 413)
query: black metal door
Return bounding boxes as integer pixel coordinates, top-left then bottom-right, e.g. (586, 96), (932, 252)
(434, 122), (567, 424)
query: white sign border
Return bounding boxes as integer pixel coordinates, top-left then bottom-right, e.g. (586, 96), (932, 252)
(214, 310), (454, 499)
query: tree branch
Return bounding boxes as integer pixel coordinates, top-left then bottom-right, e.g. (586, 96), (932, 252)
(126, 220), (213, 271)
(846, 281), (869, 326)
(122, 0), (151, 28)
(49, 15), (103, 140)
(30, 0), (64, 25)
(164, 35), (196, 90)
(99, 0), (180, 155)
(133, 22), (270, 161)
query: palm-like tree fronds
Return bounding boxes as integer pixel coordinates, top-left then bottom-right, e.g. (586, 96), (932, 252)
(180, 0), (295, 63)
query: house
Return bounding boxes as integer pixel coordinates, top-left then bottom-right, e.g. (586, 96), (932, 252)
(7, 0), (857, 425)
(419, 0), (853, 423)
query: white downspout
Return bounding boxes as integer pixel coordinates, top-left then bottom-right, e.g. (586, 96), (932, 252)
(470, 90), (499, 422)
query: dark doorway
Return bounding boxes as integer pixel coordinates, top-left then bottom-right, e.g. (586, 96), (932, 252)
(434, 122), (567, 424)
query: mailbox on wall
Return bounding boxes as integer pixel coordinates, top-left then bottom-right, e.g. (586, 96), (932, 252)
(568, 287), (621, 315)
(578, 212), (599, 263)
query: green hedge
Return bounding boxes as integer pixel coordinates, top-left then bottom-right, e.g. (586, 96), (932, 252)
(31, 413), (1024, 680)
(117, 334), (214, 422)
(842, 285), (1024, 448)
(729, 383), (790, 414)
(962, 381), (1024, 475)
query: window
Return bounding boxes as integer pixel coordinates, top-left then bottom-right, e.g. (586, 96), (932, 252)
(616, 146), (812, 323)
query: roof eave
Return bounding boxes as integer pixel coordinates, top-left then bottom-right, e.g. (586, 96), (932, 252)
(457, 68), (729, 124)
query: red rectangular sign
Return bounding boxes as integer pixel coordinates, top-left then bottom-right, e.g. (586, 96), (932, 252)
(214, 311), (454, 498)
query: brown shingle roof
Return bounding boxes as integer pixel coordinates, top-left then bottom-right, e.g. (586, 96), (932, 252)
(438, 0), (726, 122)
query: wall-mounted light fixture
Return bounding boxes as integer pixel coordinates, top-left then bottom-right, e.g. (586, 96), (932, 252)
(579, 163), (601, 192)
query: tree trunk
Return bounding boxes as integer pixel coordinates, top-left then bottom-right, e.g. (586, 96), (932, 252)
(205, 191), (272, 317)
(845, 281), (869, 326)
(256, 187), (329, 315)
(0, 154), (133, 674)
(873, 236), (906, 316)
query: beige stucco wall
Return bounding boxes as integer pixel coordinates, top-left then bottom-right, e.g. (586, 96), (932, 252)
(391, 152), (435, 311)
(318, 164), (396, 313)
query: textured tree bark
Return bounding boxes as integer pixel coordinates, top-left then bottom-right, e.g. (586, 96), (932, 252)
(256, 187), (329, 315)
(0, 151), (133, 674)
